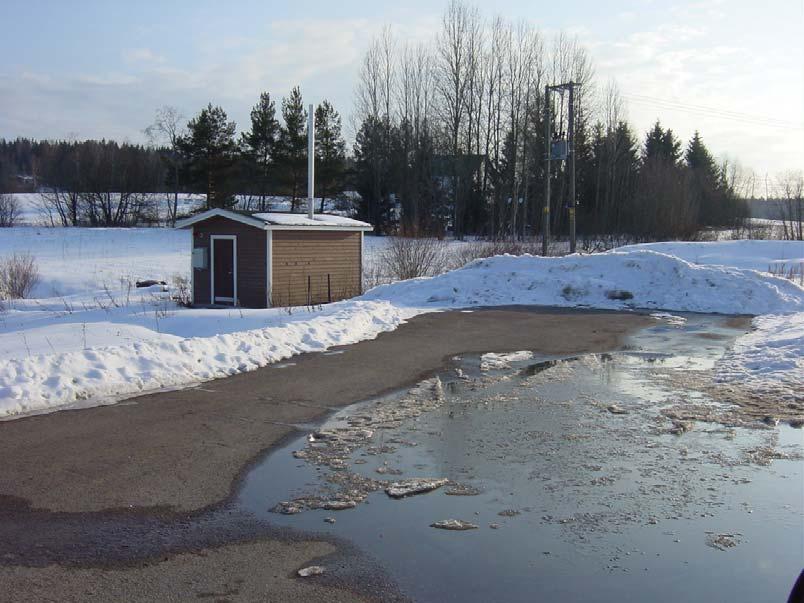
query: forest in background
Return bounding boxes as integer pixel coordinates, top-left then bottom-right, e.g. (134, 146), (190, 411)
(0, 1), (801, 240)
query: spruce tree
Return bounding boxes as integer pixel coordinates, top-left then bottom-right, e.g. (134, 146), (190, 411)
(685, 131), (716, 173)
(685, 131), (722, 226)
(179, 104), (238, 210)
(354, 115), (394, 232)
(314, 100), (346, 213)
(277, 87), (307, 212)
(242, 92), (279, 211)
(643, 120), (681, 163)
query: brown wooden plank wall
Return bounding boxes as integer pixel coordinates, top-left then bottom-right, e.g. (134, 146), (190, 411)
(271, 231), (361, 307)
(192, 216), (267, 307)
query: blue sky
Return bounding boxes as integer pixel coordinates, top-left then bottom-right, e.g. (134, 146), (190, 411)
(1, 0), (801, 176)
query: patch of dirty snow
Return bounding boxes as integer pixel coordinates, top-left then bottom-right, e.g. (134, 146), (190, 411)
(715, 312), (804, 403)
(480, 351), (534, 371)
(651, 312), (687, 326)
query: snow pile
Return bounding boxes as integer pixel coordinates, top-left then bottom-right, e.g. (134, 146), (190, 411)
(716, 312), (804, 401)
(0, 240), (802, 419)
(0, 301), (417, 417)
(364, 251), (804, 315)
(365, 251), (803, 402)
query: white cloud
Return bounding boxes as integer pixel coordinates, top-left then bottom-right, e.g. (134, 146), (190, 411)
(590, 11), (803, 174)
(0, 5), (800, 174)
(0, 16), (433, 145)
(123, 47), (166, 65)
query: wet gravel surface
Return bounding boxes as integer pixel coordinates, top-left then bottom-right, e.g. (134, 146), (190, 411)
(1, 312), (801, 602)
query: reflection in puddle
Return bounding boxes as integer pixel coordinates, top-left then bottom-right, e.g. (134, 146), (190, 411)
(239, 314), (803, 603)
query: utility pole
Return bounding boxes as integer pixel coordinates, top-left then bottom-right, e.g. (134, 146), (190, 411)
(307, 104), (315, 219)
(568, 82), (577, 253)
(543, 81), (580, 256)
(542, 85), (551, 256)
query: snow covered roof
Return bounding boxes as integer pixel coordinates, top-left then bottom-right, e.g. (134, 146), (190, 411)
(175, 208), (372, 231)
(252, 212), (372, 228)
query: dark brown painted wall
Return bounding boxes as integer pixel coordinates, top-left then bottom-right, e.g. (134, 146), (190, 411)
(271, 231), (361, 307)
(192, 216), (267, 307)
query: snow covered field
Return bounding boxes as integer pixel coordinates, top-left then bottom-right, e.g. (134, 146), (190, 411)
(617, 240), (804, 275)
(7, 192), (354, 226)
(0, 227), (189, 298)
(0, 227), (802, 419)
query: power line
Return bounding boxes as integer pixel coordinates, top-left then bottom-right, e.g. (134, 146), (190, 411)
(622, 93), (804, 130)
(624, 93), (797, 125)
(623, 97), (800, 129)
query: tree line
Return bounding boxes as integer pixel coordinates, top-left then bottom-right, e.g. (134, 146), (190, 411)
(351, 1), (749, 239)
(0, 87), (347, 226)
(148, 88), (346, 223)
(0, 0), (766, 238)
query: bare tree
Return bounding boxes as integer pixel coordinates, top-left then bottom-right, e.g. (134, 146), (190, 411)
(0, 193), (20, 227)
(482, 16), (508, 236)
(777, 171), (804, 240)
(504, 21), (542, 237)
(355, 27), (396, 125)
(145, 106), (185, 226)
(397, 43), (435, 139)
(546, 32), (595, 234)
(436, 0), (479, 238)
(356, 38), (383, 124)
(597, 79), (628, 230)
(396, 42), (436, 228)
(0, 253), (39, 299)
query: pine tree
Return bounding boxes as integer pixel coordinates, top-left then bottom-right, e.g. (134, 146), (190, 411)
(277, 87), (307, 212)
(314, 100), (346, 212)
(242, 92), (279, 211)
(179, 104), (238, 210)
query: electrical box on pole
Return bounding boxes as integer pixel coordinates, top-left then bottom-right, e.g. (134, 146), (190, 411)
(550, 139), (568, 161)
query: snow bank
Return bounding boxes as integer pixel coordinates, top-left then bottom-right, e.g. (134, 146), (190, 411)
(1, 241), (802, 419)
(716, 312), (804, 401)
(0, 301), (417, 417)
(365, 251), (803, 402)
(364, 251), (804, 315)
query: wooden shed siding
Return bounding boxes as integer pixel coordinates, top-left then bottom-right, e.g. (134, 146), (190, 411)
(192, 216), (267, 307)
(271, 231), (361, 307)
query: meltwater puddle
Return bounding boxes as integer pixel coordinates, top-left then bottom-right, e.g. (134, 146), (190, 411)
(1, 314), (799, 602)
(237, 313), (803, 603)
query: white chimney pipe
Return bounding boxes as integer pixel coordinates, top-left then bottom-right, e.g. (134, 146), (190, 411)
(307, 104), (315, 219)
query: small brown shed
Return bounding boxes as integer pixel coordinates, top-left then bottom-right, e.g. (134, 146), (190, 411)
(176, 209), (373, 308)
